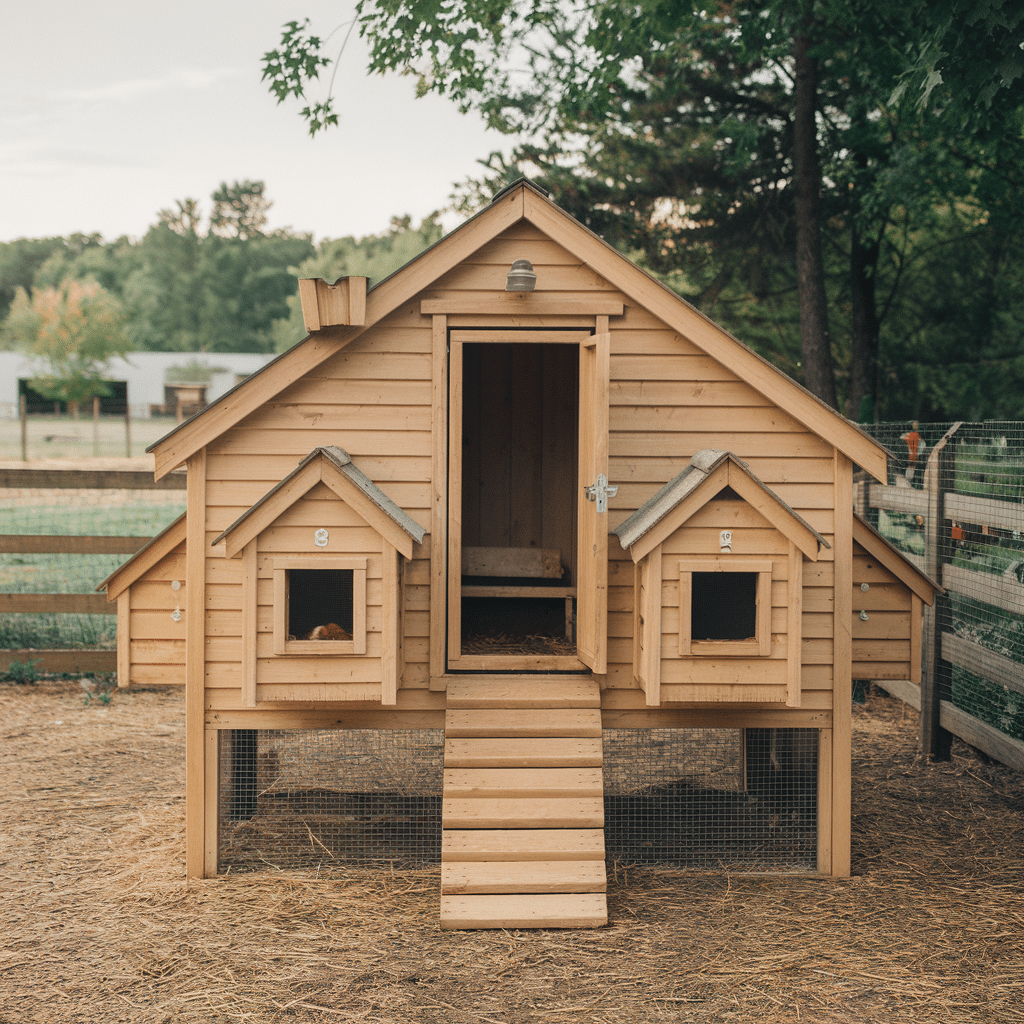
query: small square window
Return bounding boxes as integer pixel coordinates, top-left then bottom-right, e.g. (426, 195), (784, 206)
(679, 560), (772, 657)
(273, 557), (367, 655)
(288, 568), (354, 640)
(691, 571), (757, 641)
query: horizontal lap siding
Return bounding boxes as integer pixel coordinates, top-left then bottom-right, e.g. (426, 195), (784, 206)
(203, 305), (433, 710)
(851, 547), (913, 678)
(129, 543), (186, 686)
(607, 317), (836, 708)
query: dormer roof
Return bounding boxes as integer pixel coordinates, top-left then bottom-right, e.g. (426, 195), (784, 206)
(613, 449), (829, 563)
(212, 446), (426, 560)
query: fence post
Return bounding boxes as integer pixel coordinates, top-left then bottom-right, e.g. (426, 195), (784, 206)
(124, 402), (132, 458)
(20, 394), (28, 462)
(921, 422), (961, 760)
(92, 395), (100, 457)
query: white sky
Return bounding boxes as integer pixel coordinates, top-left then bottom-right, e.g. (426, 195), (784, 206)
(0, 0), (509, 244)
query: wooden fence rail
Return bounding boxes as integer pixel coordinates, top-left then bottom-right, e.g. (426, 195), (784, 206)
(1, 468), (185, 676)
(856, 421), (1024, 771)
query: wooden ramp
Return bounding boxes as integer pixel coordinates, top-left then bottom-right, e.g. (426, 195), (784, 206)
(440, 675), (608, 930)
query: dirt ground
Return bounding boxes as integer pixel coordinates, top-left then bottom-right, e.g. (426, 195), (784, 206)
(1, 682), (1022, 1024)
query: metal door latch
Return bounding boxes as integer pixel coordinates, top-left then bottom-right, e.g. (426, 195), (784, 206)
(584, 474), (618, 514)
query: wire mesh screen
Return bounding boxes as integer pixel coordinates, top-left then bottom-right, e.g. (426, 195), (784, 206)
(691, 572), (757, 641)
(858, 421), (1024, 746)
(217, 728), (444, 873)
(603, 727), (818, 871)
(0, 480), (184, 652)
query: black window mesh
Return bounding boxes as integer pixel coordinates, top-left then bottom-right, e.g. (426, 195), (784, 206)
(288, 568), (353, 639)
(691, 571), (757, 641)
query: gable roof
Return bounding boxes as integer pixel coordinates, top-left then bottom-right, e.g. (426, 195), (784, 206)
(613, 449), (829, 563)
(97, 512), (186, 600)
(148, 179), (888, 482)
(212, 446), (426, 560)
(853, 513), (940, 604)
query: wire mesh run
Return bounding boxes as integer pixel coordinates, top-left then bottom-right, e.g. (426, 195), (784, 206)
(859, 420), (1024, 743)
(217, 729), (444, 874)
(603, 727), (818, 871)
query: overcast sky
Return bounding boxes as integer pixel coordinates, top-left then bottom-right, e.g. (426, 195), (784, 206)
(0, 1), (509, 244)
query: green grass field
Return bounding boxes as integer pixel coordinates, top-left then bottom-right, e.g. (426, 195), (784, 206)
(0, 500), (185, 651)
(0, 413), (178, 461)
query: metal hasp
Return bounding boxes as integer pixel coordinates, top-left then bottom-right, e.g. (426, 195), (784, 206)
(584, 473), (618, 514)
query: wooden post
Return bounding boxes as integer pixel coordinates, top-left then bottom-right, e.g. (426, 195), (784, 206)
(20, 394), (27, 462)
(185, 449), (207, 877)
(124, 401), (132, 457)
(831, 453), (853, 876)
(921, 422), (961, 760)
(92, 395), (100, 456)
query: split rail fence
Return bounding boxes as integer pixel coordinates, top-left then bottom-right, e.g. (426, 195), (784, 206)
(855, 421), (1024, 770)
(0, 468), (186, 674)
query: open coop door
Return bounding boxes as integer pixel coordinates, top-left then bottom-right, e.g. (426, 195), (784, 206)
(576, 332), (611, 674)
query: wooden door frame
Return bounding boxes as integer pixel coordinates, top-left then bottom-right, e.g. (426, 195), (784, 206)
(445, 328), (592, 673)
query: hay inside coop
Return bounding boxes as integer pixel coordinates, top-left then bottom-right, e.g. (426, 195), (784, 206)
(217, 726), (818, 875)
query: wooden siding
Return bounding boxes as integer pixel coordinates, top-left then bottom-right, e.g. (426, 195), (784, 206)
(125, 544), (186, 686)
(195, 220), (836, 718)
(851, 543), (916, 680)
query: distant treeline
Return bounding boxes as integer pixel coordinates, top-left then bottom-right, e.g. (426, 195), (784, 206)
(0, 180), (443, 357)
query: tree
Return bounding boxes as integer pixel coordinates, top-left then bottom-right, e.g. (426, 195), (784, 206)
(1, 279), (131, 417)
(123, 182), (315, 353)
(209, 180), (273, 240)
(264, 0), (1024, 416)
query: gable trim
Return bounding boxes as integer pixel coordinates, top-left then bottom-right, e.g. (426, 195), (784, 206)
(149, 180), (887, 482)
(521, 189), (888, 482)
(149, 189), (527, 479)
(615, 450), (827, 563)
(98, 512), (186, 600)
(853, 514), (939, 604)
(213, 447), (425, 560)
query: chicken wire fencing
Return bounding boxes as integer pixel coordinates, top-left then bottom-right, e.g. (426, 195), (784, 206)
(0, 478), (184, 653)
(859, 421), (1024, 748)
(217, 726), (819, 875)
(217, 729), (446, 873)
(603, 727), (818, 871)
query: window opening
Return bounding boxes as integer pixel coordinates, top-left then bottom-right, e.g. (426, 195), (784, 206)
(692, 571), (757, 642)
(288, 568), (353, 641)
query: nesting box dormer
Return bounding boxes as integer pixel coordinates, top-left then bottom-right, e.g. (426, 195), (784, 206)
(212, 446), (425, 707)
(613, 450), (829, 708)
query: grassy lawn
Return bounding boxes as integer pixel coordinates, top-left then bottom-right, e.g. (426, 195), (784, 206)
(0, 413), (179, 460)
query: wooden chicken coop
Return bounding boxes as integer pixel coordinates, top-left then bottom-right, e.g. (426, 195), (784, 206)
(105, 179), (938, 930)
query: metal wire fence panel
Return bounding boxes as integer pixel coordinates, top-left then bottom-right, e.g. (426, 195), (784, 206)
(603, 728), (818, 871)
(859, 421), (1024, 756)
(0, 480), (185, 651)
(217, 729), (445, 874)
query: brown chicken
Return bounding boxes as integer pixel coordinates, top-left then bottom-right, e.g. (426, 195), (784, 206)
(305, 623), (352, 641)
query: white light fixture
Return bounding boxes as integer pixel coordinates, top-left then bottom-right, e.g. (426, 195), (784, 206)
(505, 259), (536, 292)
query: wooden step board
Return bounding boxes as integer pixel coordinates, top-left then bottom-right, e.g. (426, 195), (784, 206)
(441, 675), (607, 930)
